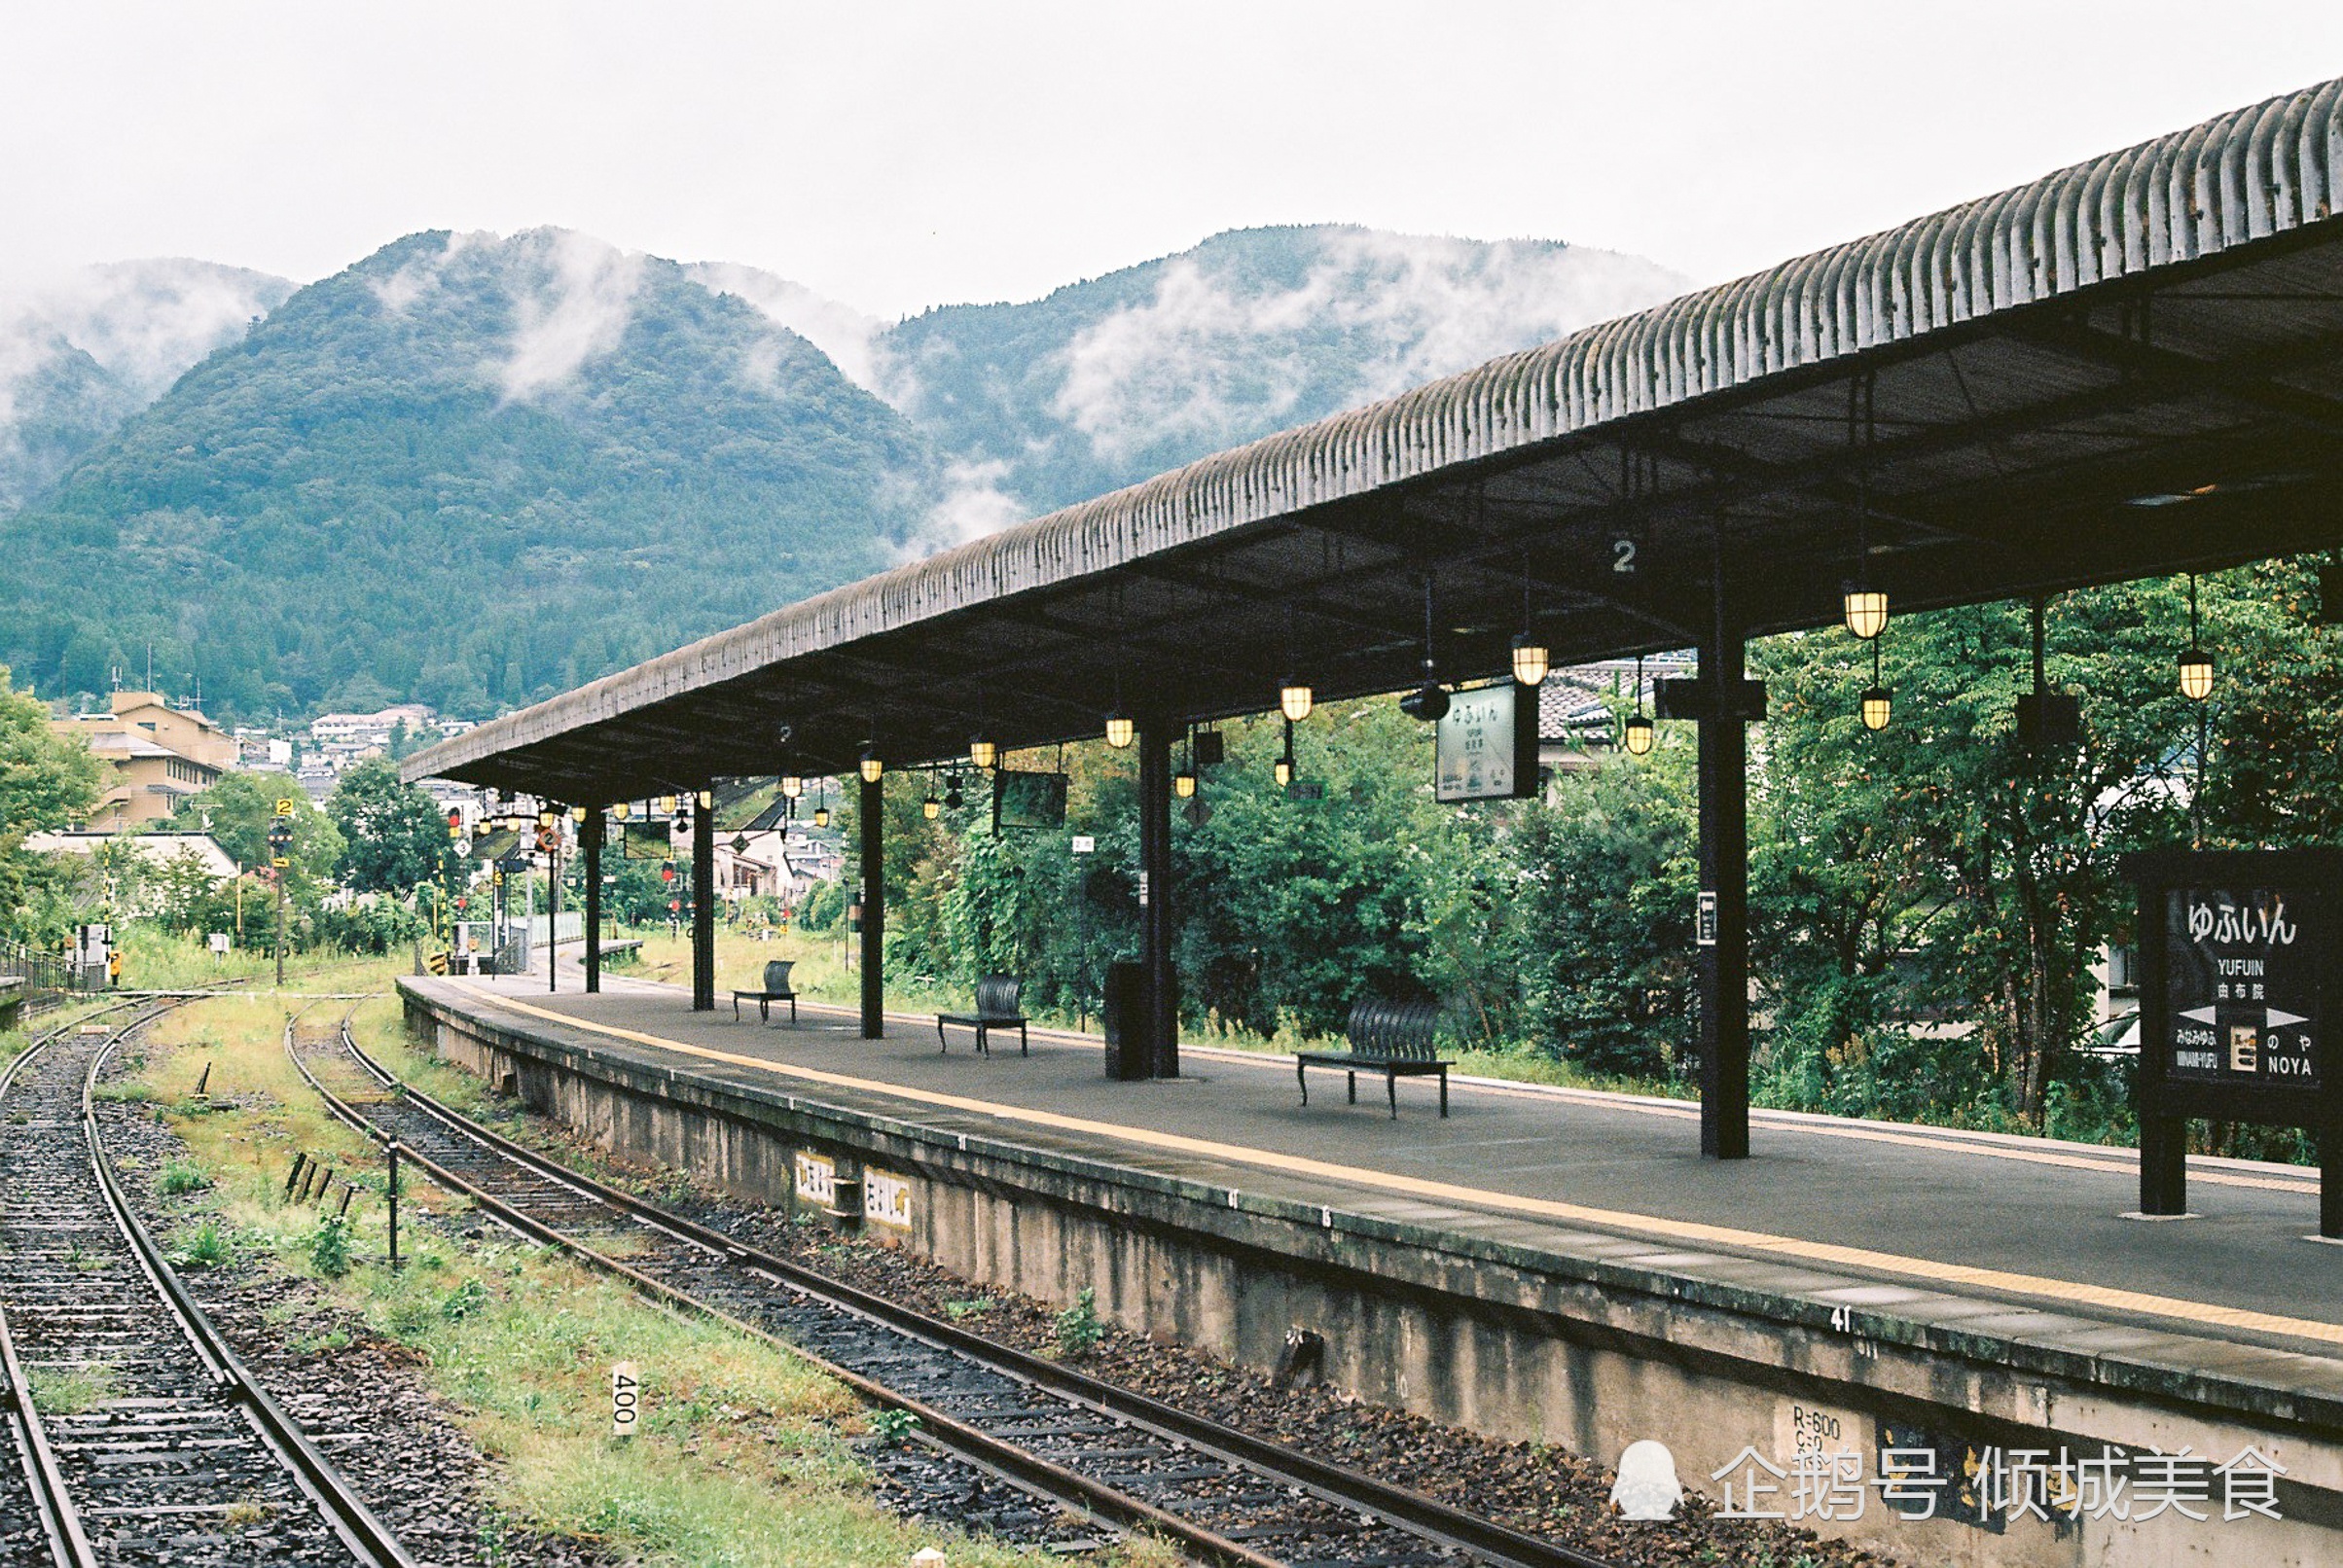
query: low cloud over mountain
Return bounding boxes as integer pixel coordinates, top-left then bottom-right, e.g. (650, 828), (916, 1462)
(0, 260), (292, 510)
(2, 224), (1686, 719)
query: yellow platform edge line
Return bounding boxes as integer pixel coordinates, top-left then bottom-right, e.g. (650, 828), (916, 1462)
(452, 983), (2343, 1350)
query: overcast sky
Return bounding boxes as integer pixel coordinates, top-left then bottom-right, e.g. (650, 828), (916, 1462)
(7, 2), (2341, 317)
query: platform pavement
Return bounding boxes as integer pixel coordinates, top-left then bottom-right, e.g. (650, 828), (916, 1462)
(414, 965), (2343, 1411)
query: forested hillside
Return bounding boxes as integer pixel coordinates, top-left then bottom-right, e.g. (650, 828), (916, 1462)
(0, 231), (926, 719)
(874, 225), (1687, 526)
(0, 259), (293, 510)
(1, 225), (1688, 723)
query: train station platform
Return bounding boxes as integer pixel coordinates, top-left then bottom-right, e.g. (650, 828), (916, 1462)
(398, 970), (2343, 1567)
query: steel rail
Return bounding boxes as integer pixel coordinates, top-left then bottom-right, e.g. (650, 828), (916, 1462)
(79, 1000), (419, 1568)
(287, 1016), (1285, 1568)
(299, 1015), (1623, 1568)
(0, 999), (152, 1568)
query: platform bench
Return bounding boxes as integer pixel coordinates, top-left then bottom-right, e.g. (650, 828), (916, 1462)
(731, 959), (799, 1024)
(1296, 997), (1453, 1118)
(597, 939), (643, 965)
(937, 974), (1028, 1056)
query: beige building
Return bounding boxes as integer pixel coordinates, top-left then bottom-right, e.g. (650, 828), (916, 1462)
(53, 692), (238, 831)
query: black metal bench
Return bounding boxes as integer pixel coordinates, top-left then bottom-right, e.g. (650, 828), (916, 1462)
(731, 959), (799, 1023)
(937, 974), (1028, 1056)
(1295, 997), (1453, 1118)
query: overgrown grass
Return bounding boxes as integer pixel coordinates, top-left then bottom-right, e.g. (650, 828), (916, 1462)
(117, 992), (1138, 1568)
(29, 1367), (116, 1416)
(110, 926), (409, 995)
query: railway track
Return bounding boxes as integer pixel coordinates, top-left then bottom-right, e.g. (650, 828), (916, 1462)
(289, 1011), (1623, 1568)
(0, 998), (414, 1568)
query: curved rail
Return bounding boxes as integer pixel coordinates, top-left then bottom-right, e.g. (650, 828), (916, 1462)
(294, 1014), (1622, 1568)
(0, 999), (151, 1568)
(0, 991), (415, 1568)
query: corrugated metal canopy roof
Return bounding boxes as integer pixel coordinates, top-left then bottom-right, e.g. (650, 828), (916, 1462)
(410, 77), (2343, 801)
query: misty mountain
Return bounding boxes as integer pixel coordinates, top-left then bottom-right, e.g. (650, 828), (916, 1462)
(0, 260), (293, 510)
(864, 226), (1689, 534)
(3, 224), (1688, 724)
(0, 230), (925, 720)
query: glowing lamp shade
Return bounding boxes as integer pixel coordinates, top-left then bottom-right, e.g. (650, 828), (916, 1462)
(1173, 769), (1197, 799)
(859, 752), (883, 784)
(1104, 711), (1135, 749)
(570, 805), (587, 823)
(1510, 635), (1550, 688)
(538, 809), (557, 828)
(1859, 686), (1893, 731)
(969, 735), (997, 770)
(612, 801), (631, 820)
(1279, 680), (1314, 724)
(1843, 588), (1889, 641)
(779, 775), (802, 800)
(922, 794), (940, 820)
(1623, 713), (1655, 756)
(1273, 757), (1294, 788)
(2178, 646), (2215, 701)
(656, 795), (677, 817)
(697, 790), (714, 809)
(812, 805), (831, 829)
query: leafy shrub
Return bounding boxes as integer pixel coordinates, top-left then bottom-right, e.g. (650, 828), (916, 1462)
(867, 1408), (920, 1445)
(309, 1213), (352, 1278)
(1053, 1287), (1104, 1360)
(158, 1161), (211, 1195)
(168, 1219), (234, 1269)
(440, 1278), (490, 1321)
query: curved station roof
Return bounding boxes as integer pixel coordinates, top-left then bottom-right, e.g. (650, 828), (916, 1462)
(412, 79), (2343, 802)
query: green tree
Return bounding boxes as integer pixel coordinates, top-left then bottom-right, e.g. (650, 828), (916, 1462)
(1750, 584), (2202, 1126)
(151, 845), (227, 934)
(328, 758), (452, 894)
(0, 663), (102, 936)
(179, 772), (342, 892)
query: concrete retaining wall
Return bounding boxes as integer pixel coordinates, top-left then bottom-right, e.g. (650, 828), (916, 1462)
(406, 983), (2343, 1568)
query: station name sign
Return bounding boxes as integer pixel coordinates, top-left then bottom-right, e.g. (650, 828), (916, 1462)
(2123, 848), (2341, 1236)
(2164, 887), (2318, 1087)
(1435, 682), (1539, 802)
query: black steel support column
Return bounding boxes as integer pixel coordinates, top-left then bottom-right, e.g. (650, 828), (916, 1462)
(1138, 717), (1178, 1079)
(583, 813), (603, 996)
(860, 774), (885, 1039)
(1698, 625), (1752, 1159)
(547, 827), (559, 995)
(2323, 1121), (2341, 1240)
(691, 791), (715, 1012)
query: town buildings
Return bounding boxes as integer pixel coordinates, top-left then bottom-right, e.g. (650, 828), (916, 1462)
(50, 692), (239, 831)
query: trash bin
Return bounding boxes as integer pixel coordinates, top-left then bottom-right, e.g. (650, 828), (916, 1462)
(1101, 960), (1149, 1080)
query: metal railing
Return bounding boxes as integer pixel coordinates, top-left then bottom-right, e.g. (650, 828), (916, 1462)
(0, 940), (91, 1008)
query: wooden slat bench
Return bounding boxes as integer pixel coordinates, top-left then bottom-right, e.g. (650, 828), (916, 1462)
(731, 959), (799, 1024)
(1295, 997), (1453, 1118)
(936, 974), (1028, 1056)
